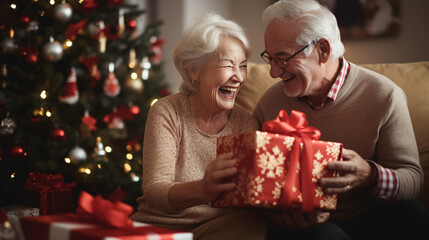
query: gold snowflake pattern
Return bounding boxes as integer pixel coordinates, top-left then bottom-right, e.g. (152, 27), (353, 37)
(314, 150), (323, 161)
(312, 158), (328, 182)
(326, 142), (341, 159)
(319, 195), (337, 210)
(256, 132), (272, 153)
(315, 186), (324, 198)
(239, 132), (256, 154)
(218, 136), (236, 153)
(249, 175), (265, 202)
(272, 181), (284, 202)
(283, 136), (295, 151)
(292, 186), (298, 193)
(257, 145), (286, 179)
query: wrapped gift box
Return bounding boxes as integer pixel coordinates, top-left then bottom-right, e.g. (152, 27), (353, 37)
(213, 110), (343, 212)
(20, 213), (193, 240)
(21, 173), (75, 215)
(1, 205), (40, 218)
(1, 205), (40, 240)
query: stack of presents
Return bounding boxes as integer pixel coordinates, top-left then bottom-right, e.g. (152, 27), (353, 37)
(1, 110), (343, 240)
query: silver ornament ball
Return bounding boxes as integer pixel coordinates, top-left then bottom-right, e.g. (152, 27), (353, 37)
(1, 38), (17, 53)
(53, 3), (73, 22)
(69, 146), (87, 162)
(43, 40), (63, 61)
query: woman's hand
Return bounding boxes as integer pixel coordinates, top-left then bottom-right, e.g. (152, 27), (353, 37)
(168, 152), (237, 210)
(201, 152), (238, 202)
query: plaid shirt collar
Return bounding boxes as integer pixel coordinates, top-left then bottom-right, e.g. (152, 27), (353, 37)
(298, 58), (350, 110)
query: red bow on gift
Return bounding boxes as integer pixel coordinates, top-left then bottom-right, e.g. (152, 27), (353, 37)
(262, 110), (321, 140)
(23, 173), (76, 215)
(262, 110), (321, 212)
(76, 191), (134, 229)
(23, 172), (76, 194)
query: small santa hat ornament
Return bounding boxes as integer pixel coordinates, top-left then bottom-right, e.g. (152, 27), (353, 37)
(104, 63), (120, 97)
(59, 67), (79, 104)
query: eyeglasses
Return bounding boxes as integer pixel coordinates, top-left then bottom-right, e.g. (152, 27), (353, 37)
(260, 41), (317, 68)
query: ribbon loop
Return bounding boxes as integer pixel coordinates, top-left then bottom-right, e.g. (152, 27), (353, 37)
(262, 110), (321, 140)
(22, 172), (76, 215)
(76, 191), (134, 229)
(262, 110), (320, 212)
(23, 172), (76, 193)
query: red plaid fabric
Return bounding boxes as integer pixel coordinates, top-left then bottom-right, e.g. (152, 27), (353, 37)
(372, 161), (399, 199)
(327, 58), (349, 100)
(298, 58), (349, 109)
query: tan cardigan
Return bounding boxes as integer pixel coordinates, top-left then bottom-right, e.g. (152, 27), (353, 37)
(253, 63), (423, 222)
(131, 93), (259, 229)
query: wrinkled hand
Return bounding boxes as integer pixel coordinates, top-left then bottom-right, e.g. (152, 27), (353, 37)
(319, 148), (372, 194)
(201, 152), (237, 202)
(271, 210), (330, 230)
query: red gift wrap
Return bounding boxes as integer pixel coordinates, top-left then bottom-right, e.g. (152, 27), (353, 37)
(20, 214), (193, 240)
(21, 173), (76, 215)
(213, 110), (343, 212)
(20, 191), (193, 240)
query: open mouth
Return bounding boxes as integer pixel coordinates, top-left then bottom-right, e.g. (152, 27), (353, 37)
(219, 86), (238, 99)
(283, 75), (296, 82)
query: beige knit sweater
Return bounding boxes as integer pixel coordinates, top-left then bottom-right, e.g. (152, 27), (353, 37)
(253, 62), (423, 222)
(131, 93), (259, 229)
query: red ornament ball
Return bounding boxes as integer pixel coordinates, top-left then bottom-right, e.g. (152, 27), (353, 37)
(26, 52), (38, 65)
(19, 14), (31, 26)
(10, 145), (26, 159)
(50, 128), (66, 141)
(130, 105), (140, 115)
(126, 19), (137, 30)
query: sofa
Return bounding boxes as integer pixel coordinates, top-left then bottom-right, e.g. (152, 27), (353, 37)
(235, 61), (429, 207)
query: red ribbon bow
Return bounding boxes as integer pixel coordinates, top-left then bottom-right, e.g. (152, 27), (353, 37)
(262, 110), (321, 140)
(76, 191), (134, 229)
(23, 172), (76, 194)
(23, 172), (76, 215)
(262, 110), (321, 212)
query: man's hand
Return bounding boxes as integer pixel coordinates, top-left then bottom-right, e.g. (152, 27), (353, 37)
(319, 148), (373, 194)
(271, 210), (330, 230)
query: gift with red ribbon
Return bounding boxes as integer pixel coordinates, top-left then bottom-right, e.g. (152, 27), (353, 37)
(19, 191), (193, 240)
(21, 173), (76, 215)
(213, 110), (343, 212)
(76, 191), (134, 229)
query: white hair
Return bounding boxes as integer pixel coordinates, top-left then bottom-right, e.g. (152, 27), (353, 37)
(173, 13), (250, 95)
(263, 0), (344, 59)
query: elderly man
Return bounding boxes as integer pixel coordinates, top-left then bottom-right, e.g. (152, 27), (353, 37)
(253, 0), (428, 239)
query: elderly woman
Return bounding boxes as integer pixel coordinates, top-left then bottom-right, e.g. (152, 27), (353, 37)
(131, 13), (266, 239)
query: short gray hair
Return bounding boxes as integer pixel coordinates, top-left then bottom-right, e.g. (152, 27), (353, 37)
(173, 13), (250, 95)
(263, 0), (344, 59)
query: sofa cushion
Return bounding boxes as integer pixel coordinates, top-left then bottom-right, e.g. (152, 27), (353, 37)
(237, 61), (429, 206)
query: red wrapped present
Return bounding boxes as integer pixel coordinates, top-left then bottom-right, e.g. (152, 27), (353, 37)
(19, 191), (193, 240)
(213, 110), (343, 212)
(1, 205), (39, 240)
(20, 214), (193, 240)
(21, 173), (76, 215)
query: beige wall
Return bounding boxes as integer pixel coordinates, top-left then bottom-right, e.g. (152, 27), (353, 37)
(232, 0), (429, 64)
(341, 0), (429, 64)
(157, 0), (429, 92)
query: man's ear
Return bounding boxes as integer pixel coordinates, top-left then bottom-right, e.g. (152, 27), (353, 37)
(317, 39), (331, 64)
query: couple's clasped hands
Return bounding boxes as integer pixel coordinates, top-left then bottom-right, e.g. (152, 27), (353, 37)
(201, 148), (373, 230)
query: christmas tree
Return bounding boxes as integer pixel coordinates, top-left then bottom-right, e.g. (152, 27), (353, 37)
(0, 0), (169, 208)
